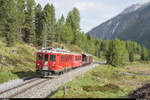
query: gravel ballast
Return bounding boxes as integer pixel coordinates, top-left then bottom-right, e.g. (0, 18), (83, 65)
(0, 76), (36, 93)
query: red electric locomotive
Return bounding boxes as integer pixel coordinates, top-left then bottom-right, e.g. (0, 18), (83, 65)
(36, 48), (82, 76)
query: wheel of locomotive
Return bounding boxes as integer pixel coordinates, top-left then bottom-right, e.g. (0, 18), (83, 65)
(42, 71), (48, 77)
(49, 71), (52, 76)
(45, 71), (49, 76)
(59, 71), (62, 75)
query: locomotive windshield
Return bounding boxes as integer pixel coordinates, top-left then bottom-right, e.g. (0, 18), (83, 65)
(50, 55), (56, 62)
(38, 54), (43, 61)
(44, 54), (49, 61)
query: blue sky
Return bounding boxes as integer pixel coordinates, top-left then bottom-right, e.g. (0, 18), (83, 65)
(35, 0), (150, 33)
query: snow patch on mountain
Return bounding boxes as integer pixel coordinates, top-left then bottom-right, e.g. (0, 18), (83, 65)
(112, 22), (120, 34)
(121, 1), (150, 15)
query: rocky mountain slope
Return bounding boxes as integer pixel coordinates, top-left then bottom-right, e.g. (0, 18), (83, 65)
(87, 1), (150, 48)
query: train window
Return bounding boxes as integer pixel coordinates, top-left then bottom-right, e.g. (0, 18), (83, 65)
(75, 56), (81, 61)
(63, 56), (65, 62)
(66, 56), (69, 61)
(66, 56), (68, 61)
(50, 55), (56, 62)
(44, 54), (48, 61)
(75, 56), (79, 61)
(69, 56), (72, 61)
(61, 56), (65, 62)
(61, 56), (63, 62)
(38, 54), (43, 61)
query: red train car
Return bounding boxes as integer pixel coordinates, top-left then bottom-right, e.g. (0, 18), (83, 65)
(82, 53), (93, 65)
(36, 48), (82, 76)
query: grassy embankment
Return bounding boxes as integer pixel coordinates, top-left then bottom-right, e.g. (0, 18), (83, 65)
(0, 38), (37, 83)
(0, 38), (99, 84)
(51, 58), (150, 98)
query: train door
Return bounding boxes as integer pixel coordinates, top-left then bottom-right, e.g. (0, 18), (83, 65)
(69, 55), (72, 68)
(61, 55), (65, 70)
(56, 54), (60, 70)
(71, 55), (75, 68)
(44, 54), (49, 66)
(49, 54), (56, 69)
(66, 55), (70, 69)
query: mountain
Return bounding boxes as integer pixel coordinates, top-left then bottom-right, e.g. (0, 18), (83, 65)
(87, 1), (150, 48)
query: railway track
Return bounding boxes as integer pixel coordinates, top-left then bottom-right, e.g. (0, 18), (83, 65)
(0, 77), (53, 98)
(8, 79), (48, 98)
(0, 78), (39, 95)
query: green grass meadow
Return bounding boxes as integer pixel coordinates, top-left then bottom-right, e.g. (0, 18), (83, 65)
(51, 62), (150, 98)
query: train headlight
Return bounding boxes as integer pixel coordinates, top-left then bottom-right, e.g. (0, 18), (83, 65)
(42, 66), (48, 70)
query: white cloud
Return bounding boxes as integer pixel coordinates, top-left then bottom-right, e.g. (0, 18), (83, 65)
(73, 2), (96, 11)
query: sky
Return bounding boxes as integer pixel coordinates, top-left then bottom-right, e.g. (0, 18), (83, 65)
(35, 0), (150, 33)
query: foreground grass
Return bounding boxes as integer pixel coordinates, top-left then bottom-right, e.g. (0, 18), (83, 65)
(51, 62), (150, 98)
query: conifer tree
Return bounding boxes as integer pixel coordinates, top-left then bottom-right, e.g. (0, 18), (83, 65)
(66, 8), (80, 44)
(141, 46), (148, 61)
(101, 40), (110, 56)
(95, 38), (101, 58)
(24, 0), (36, 44)
(86, 34), (95, 55)
(56, 15), (65, 43)
(0, 0), (6, 37)
(43, 4), (56, 46)
(106, 39), (126, 67)
(63, 24), (73, 44)
(0, 0), (17, 46)
(129, 50), (134, 62)
(35, 4), (44, 46)
(16, 0), (25, 41)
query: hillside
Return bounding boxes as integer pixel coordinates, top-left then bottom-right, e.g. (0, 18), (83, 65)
(0, 38), (37, 83)
(0, 38), (99, 84)
(87, 1), (150, 48)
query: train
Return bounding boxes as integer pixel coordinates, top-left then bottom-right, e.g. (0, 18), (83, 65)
(36, 47), (93, 77)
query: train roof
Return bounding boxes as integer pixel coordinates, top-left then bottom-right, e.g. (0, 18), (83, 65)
(37, 48), (81, 55)
(82, 52), (93, 57)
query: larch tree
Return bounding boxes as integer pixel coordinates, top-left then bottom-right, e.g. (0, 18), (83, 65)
(95, 38), (101, 58)
(0, 0), (17, 46)
(35, 4), (44, 46)
(106, 39), (127, 67)
(66, 8), (80, 45)
(129, 50), (134, 62)
(86, 34), (95, 55)
(0, 0), (6, 37)
(24, 0), (36, 44)
(43, 4), (56, 46)
(16, 0), (25, 41)
(141, 46), (148, 61)
(56, 15), (65, 44)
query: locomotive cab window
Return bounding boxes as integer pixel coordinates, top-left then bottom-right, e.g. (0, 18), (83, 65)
(50, 55), (56, 62)
(38, 54), (43, 61)
(44, 54), (49, 61)
(61, 55), (65, 62)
